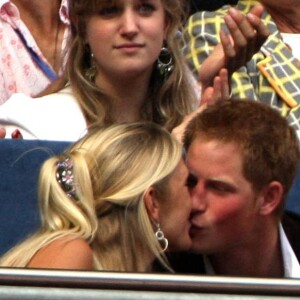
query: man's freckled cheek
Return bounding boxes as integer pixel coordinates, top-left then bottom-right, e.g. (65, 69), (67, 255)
(211, 202), (242, 224)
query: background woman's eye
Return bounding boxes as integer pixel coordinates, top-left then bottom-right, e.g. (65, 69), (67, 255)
(139, 4), (155, 14)
(99, 6), (119, 16)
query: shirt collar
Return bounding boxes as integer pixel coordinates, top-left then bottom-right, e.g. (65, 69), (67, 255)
(0, 1), (20, 20)
(203, 224), (300, 278)
(0, 0), (10, 10)
(60, 0), (70, 25)
(280, 223), (300, 278)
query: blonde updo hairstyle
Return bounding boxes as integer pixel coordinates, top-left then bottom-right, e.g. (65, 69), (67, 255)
(1, 123), (182, 271)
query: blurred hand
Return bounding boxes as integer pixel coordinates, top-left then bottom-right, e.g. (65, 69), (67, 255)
(199, 4), (270, 90)
(201, 69), (229, 106)
(0, 128), (23, 139)
(172, 69), (229, 142)
(11, 129), (23, 139)
(0, 128), (6, 138)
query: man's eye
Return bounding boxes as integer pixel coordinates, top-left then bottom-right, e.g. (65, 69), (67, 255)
(186, 174), (198, 188)
(207, 182), (236, 194)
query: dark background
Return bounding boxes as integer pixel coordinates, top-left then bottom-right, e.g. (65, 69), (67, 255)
(188, 0), (238, 15)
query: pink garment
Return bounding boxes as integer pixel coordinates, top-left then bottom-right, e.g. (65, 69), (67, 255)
(0, 0), (70, 104)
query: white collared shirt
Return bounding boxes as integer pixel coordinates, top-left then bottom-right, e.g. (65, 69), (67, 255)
(280, 224), (300, 278)
(203, 224), (300, 278)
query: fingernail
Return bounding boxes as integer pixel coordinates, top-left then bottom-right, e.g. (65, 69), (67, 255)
(11, 129), (22, 139)
(228, 7), (238, 16)
(246, 13), (256, 21)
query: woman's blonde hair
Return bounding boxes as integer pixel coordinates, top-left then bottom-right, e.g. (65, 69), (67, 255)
(0, 122), (183, 271)
(67, 0), (196, 131)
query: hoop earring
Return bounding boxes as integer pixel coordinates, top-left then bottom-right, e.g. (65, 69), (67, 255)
(157, 45), (174, 80)
(84, 45), (97, 82)
(155, 223), (168, 252)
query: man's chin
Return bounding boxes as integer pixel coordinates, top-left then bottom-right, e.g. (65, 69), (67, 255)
(190, 240), (214, 254)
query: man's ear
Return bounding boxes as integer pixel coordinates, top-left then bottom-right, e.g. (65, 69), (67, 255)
(258, 181), (284, 216)
(144, 187), (160, 222)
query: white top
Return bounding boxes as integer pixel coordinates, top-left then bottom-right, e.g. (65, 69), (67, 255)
(203, 224), (300, 278)
(0, 86), (87, 141)
(281, 33), (300, 61)
(0, 66), (200, 141)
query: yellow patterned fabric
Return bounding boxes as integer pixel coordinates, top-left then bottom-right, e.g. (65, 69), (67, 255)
(183, 0), (300, 130)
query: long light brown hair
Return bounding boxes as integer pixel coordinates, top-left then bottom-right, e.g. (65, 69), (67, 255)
(67, 0), (196, 131)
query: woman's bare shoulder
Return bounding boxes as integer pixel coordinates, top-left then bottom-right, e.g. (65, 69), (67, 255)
(27, 236), (93, 270)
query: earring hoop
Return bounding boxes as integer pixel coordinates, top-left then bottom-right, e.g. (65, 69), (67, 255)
(155, 223), (168, 252)
(84, 45), (97, 82)
(157, 45), (174, 80)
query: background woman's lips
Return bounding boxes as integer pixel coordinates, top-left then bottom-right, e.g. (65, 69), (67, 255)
(115, 43), (144, 48)
(114, 44), (144, 54)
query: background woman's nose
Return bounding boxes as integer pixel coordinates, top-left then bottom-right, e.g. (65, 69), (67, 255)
(120, 9), (138, 36)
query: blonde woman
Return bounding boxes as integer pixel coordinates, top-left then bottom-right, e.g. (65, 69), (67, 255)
(0, 122), (192, 271)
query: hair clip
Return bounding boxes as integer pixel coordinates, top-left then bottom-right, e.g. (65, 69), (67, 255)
(56, 157), (79, 201)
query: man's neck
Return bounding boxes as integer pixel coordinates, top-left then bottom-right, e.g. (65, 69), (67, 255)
(208, 224), (283, 277)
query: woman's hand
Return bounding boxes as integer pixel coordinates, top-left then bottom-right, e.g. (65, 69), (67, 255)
(201, 69), (229, 106)
(0, 128), (6, 138)
(0, 128), (23, 139)
(172, 69), (229, 142)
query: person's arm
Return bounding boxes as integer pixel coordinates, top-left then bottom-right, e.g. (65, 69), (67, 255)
(27, 237), (94, 270)
(172, 4), (270, 142)
(172, 68), (229, 142)
(198, 5), (269, 91)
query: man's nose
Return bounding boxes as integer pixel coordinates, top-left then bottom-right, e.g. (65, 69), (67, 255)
(190, 181), (208, 213)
